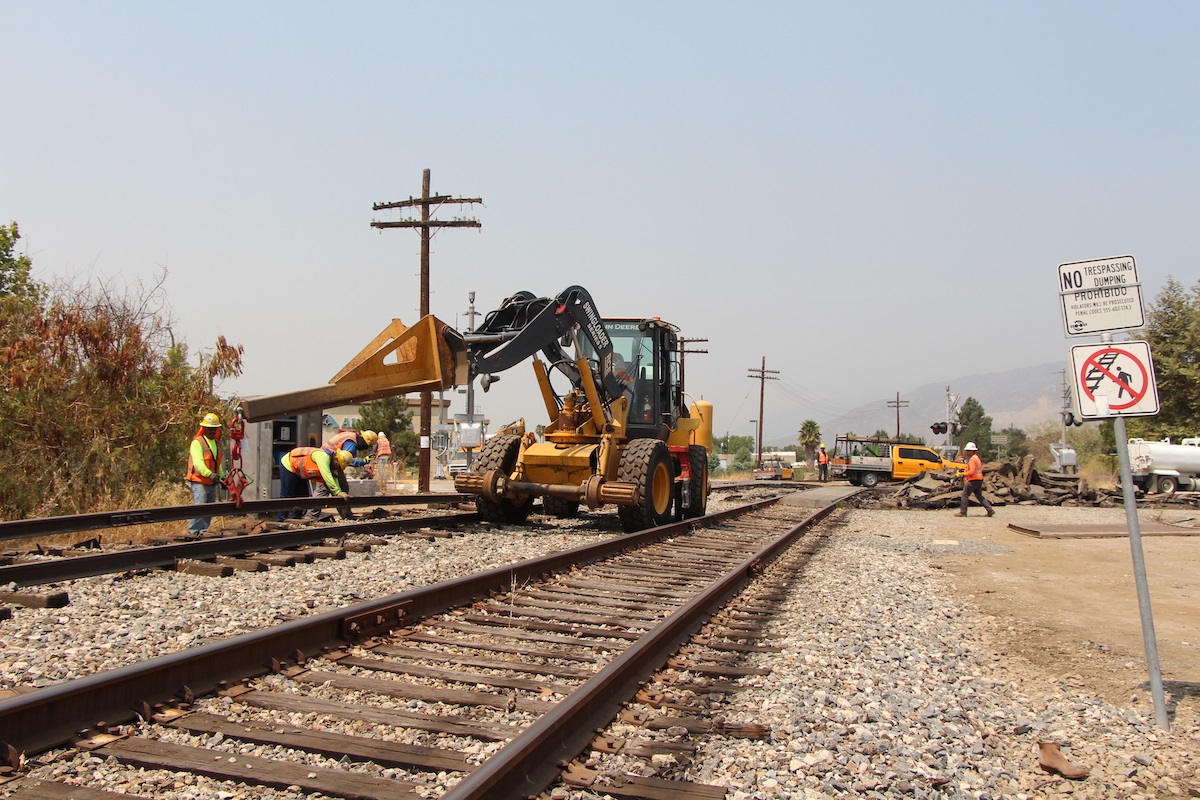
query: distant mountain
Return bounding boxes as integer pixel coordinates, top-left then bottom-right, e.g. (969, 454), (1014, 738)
(765, 362), (1065, 448)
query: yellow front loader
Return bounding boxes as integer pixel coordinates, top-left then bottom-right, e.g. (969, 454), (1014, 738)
(242, 286), (712, 532)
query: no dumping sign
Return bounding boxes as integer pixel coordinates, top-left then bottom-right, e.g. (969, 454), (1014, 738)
(1058, 255), (1145, 336)
(1069, 341), (1160, 418)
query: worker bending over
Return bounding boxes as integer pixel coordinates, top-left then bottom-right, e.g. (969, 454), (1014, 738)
(277, 446), (353, 522)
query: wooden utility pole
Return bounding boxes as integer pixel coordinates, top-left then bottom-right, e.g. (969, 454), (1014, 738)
(746, 357), (779, 466)
(887, 391), (910, 439)
(678, 336), (708, 395)
(371, 168), (481, 493)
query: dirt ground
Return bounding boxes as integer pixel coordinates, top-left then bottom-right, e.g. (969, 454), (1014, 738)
(904, 504), (1199, 716)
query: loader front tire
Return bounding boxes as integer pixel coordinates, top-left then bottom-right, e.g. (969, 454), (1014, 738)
(617, 439), (674, 533)
(682, 445), (709, 519)
(475, 434), (533, 525)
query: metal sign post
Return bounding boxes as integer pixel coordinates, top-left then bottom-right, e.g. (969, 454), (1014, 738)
(1057, 255), (1167, 730)
(1112, 408), (1169, 729)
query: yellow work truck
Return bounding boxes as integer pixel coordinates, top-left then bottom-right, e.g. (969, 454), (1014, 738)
(830, 435), (964, 487)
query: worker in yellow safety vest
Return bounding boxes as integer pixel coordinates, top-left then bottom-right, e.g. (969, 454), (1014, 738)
(277, 447), (353, 521)
(185, 412), (227, 535)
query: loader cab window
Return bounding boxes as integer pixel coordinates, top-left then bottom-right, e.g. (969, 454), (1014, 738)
(590, 320), (659, 426)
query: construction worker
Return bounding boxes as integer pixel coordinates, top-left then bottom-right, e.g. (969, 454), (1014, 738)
(816, 444), (830, 483)
(312, 429), (376, 514)
(375, 430), (392, 486)
(957, 442), (995, 517)
(185, 412), (226, 535)
(323, 429), (377, 466)
(277, 446), (353, 522)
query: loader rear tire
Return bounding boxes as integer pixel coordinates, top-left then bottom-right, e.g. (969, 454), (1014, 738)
(542, 497), (580, 518)
(682, 445), (709, 519)
(617, 439), (674, 533)
(475, 435), (533, 525)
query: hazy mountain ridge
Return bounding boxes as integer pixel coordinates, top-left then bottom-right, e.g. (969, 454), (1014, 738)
(765, 362), (1065, 448)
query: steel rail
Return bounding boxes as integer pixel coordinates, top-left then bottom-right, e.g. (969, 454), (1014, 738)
(0, 512), (477, 589)
(0, 498), (780, 757)
(0, 493), (469, 543)
(441, 498), (838, 800)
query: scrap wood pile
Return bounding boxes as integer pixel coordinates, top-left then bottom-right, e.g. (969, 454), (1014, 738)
(866, 455), (1130, 509)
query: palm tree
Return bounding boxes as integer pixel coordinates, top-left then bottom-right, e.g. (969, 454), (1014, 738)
(798, 420), (821, 464)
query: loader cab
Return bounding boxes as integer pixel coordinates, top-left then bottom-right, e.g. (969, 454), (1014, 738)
(589, 318), (683, 439)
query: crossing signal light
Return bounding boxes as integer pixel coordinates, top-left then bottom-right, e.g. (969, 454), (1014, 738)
(930, 422), (948, 434)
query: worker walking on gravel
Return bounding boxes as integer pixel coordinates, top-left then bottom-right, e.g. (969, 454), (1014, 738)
(185, 412), (227, 535)
(816, 444), (830, 483)
(277, 446), (354, 522)
(957, 442), (995, 517)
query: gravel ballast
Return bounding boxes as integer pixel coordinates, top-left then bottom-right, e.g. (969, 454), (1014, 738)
(2, 492), (1196, 798)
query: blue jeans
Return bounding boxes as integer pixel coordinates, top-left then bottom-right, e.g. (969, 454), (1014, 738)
(188, 481), (217, 534)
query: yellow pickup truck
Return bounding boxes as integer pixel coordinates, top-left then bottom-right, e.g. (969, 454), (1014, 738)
(830, 435), (964, 487)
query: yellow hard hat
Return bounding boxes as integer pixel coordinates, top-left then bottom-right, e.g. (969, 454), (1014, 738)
(200, 412), (222, 428)
(336, 449), (354, 468)
(361, 430), (378, 446)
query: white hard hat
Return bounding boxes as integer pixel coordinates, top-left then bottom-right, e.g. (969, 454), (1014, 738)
(965, 441), (978, 450)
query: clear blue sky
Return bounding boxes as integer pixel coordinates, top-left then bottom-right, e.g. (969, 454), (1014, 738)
(4, 2), (1196, 444)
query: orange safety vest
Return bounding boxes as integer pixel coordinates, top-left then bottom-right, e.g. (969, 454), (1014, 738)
(376, 434), (392, 457)
(186, 429), (220, 484)
(965, 453), (984, 481)
(817, 450), (829, 465)
(323, 430), (358, 455)
(287, 447), (326, 481)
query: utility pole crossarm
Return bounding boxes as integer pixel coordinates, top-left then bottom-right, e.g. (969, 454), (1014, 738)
(371, 220), (482, 229)
(373, 196), (483, 210)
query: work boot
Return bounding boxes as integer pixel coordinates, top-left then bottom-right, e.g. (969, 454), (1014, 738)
(956, 511), (967, 517)
(1037, 742), (1089, 780)
(986, 508), (995, 517)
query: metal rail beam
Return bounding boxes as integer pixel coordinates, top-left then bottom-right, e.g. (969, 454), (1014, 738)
(0, 494), (469, 543)
(0, 499), (780, 757)
(0, 512), (475, 588)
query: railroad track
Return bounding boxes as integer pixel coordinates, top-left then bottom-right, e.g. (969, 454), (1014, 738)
(0, 512), (477, 594)
(0, 493), (839, 800)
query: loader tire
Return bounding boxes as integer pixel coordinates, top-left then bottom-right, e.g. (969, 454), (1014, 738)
(682, 445), (709, 519)
(542, 496), (580, 518)
(617, 439), (674, 533)
(475, 434), (533, 525)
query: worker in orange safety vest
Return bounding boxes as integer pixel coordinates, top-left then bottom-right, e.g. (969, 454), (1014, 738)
(816, 445), (830, 483)
(957, 442), (995, 517)
(277, 447), (353, 521)
(185, 412), (227, 535)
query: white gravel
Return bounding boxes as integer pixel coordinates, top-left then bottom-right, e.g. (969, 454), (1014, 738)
(4, 490), (1197, 799)
(683, 506), (1199, 799)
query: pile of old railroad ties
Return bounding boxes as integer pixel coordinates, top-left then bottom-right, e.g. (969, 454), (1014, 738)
(854, 455), (1200, 510)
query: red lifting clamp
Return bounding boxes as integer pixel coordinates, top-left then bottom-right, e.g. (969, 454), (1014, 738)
(225, 409), (252, 508)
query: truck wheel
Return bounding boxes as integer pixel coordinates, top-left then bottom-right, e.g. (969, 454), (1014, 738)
(475, 434), (533, 525)
(1157, 475), (1179, 495)
(617, 439), (674, 532)
(682, 445), (709, 519)
(542, 497), (580, 518)
(860, 472), (880, 488)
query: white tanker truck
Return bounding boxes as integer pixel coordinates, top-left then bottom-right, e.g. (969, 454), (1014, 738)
(1126, 437), (1200, 494)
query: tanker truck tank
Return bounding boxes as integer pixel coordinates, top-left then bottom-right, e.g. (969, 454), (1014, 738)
(1126, 437), (1200, 494)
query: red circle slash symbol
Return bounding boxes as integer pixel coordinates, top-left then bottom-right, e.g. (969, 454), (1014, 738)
(1079, 347), (1148, 411)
